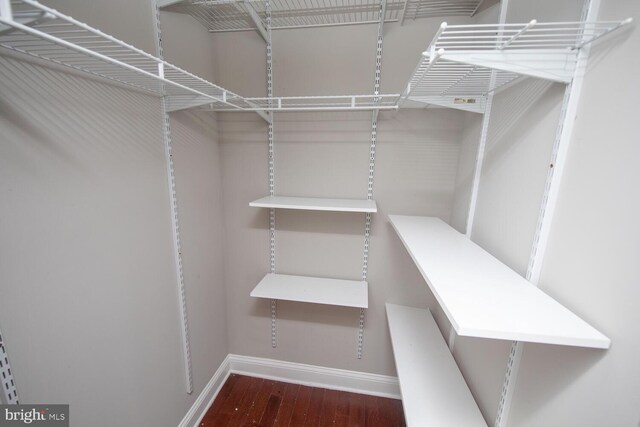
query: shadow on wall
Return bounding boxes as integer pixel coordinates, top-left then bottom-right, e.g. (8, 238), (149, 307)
(248, 209), (366, 236)
(168, 109), (219, 150)
(0, 54), (164, 180)
(510, 342), (607, 424)
(485, 79), (559, 171)
(584, 26), (635, 75)
(249, 298), (359, 329)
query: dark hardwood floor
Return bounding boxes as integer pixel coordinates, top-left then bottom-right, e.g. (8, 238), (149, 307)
(200, 374), (406, 427)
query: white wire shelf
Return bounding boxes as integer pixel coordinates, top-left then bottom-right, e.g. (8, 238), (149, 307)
(0, 0), (396, 119)
(386, 304), (486, 427)
(164, 0), (485, 32)
(251, 273), (368, 308)
(199, 94), (400, 112)
(250, 195), (378, 212)
(401, 18), (632, 113)
(0, 0), (271, 115)
(389, 215), (611, 348)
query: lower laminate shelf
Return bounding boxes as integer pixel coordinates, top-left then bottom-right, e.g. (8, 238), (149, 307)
(386, 303), (487, 427)
(251, 273), (368, 308)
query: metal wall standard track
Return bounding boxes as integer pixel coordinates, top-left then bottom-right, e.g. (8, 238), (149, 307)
(0, 328), (19, 404)
(153, 0), (193, 394)
(266, 0), (277, 349)
(359, 0), (387, 360)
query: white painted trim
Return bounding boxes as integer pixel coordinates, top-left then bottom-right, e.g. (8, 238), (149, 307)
(176, 354), (400, 427)
(177, 355), (231, 427)
(228, 354), (401, 399)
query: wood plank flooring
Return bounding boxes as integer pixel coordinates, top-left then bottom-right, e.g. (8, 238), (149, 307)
(200, 374), (406, 427)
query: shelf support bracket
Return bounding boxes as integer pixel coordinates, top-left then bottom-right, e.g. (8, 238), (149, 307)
(499, 19), (536, 50)
(470, 0), (486, 17)
(399, 48), (443, 104)
(574, 17), (633, 50)
(241, 1), (269, 43)
(398, 0), (410, 26)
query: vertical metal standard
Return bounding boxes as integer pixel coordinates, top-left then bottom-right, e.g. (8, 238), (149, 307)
(359, 0), (386, 360)
(266, 0), (277, 349)
(0, 329), (19, 404)
(152, 0), (193, 394)
(494, 1), (599, 426)
(0, 2), (18, 400)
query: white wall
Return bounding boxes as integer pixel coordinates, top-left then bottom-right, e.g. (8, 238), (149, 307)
(0, 1), (228, 426)
(450, 112), (483, 233)
(212, 18), (472, 375)
(507, 0), (640, 425)
(449, 0), (640, 425)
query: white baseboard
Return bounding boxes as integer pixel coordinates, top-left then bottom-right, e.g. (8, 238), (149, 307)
(228, 354), (400, 399)
(177, 354), (401, 427)
(177, 355), (231, 427)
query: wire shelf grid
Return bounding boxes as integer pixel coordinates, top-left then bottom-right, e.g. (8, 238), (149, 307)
(431, 20), (630, 51)
(401, 18), (632, 112)
(0, 0), (397, 116)
(0, 0), (245, 109)
(164, 0), (484, 32)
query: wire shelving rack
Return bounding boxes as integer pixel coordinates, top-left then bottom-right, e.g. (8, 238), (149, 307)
(163, 0), (486, 32)
(401, 18), (632, 113)
(0, 0), (398, 120)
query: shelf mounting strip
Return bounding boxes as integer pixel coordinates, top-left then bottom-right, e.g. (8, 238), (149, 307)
(0, 328), (19, 404)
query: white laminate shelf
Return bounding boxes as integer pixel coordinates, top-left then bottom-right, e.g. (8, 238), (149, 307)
(388, 215), (611, 349)
(386, 304), (487, 427)
(250, 196), (377, 213)
(251, 273), (368, 308)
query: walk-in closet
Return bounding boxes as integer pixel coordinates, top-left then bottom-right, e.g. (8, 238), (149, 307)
(0, 0), (638, 426)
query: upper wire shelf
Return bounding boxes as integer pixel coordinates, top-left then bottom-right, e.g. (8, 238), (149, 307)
(401, 18), (632, 113)
(0, 0), (397, 120)
(163, 0), (485, 32)
(0, 0), (268, 116)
